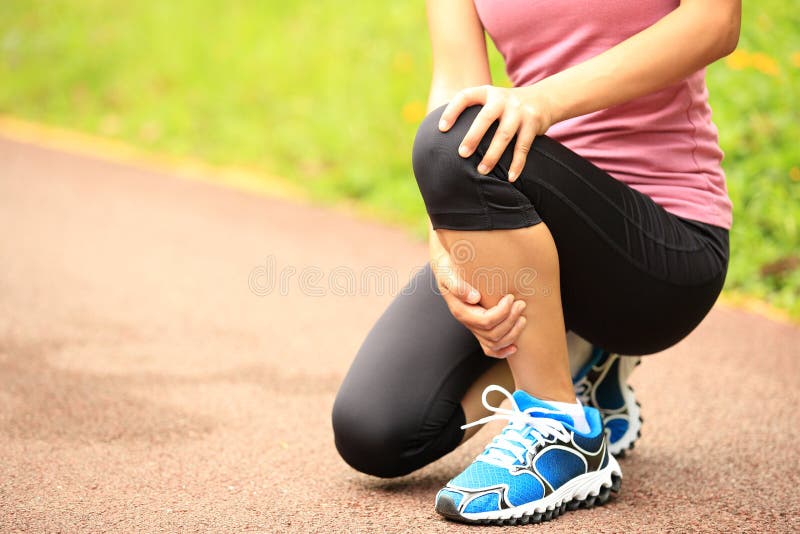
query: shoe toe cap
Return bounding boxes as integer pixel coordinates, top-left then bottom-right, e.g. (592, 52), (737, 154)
(435, 489), (464, 518)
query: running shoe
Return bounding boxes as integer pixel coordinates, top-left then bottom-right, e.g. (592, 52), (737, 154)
(573, 347), (642, 457)
(435, 385), (622, 525)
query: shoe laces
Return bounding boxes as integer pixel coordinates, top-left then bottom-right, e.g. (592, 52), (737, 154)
(461, 385), (572, 469)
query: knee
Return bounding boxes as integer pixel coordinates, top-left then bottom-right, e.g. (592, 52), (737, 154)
(331, 388), (416, 478)
(412, 104), (485, 217)
(412, 105), (540, 231)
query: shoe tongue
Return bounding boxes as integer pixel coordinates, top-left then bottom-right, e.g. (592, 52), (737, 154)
(512, 390), (575, 427)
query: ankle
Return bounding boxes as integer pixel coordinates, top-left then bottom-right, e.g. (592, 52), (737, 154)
(547, 398), (591, 433)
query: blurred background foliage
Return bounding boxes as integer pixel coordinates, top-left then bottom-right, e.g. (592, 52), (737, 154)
(1, 1), (798, 316)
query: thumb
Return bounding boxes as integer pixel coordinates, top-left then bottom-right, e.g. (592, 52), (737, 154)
(450, 273), (481, 304)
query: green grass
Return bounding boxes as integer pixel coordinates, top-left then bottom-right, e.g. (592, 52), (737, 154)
(1, 1), (798, 316)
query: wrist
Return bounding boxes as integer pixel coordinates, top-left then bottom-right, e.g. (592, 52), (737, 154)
(514, 84), (562, 132)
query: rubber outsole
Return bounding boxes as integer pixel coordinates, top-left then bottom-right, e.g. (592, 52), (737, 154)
(611, 428), (640, 459)
(436, 474), (622, 526)
(610, 399), (643, 459)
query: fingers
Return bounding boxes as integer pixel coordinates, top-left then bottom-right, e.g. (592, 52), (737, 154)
(480, 340), (518, 359)
(476, 299), (527, 358)
(473, 316), (528, 358)
(445, 275), (481, 304)
(479, 299), (527, 342)
(438, 86), (488, 132)
(438, 86), (548, 179)
(476, 97), (521, 176)
(508, 107), (537, 182)
(472, 294), (516, 330)
(457, 101), (504, 163)
(442, 291), (529, 359)
(489, 316), (528, 352)
(447, 293), (514, 331)
(435, 263), (481, 304)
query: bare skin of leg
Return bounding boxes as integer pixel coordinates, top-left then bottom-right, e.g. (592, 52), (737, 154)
(439, 224), (576, 443)
(460, 360), (513, 442)
(460, 332), (595, 443)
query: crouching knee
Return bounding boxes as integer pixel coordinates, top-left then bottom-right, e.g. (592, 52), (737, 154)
(331, 391), (416, 479)
(412, 104), (488, 227)
(412, 104), (538, 231)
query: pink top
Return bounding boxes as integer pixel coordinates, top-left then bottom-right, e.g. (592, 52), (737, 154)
(473, 0), (733, 229)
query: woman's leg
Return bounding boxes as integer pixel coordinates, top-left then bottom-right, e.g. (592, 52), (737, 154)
(334, 104), (729, 479)
(437, 224), (575, 402)
(332, 264), (496, 478)
(412, 103), (729, 363)
(413, 104), (728, 522)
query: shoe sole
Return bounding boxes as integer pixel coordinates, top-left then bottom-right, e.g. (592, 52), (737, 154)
(606, 356), (642, 458)
(436, 456), (622, 526)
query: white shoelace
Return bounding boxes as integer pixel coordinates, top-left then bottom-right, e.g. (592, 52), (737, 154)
(461, 385), (572, 469)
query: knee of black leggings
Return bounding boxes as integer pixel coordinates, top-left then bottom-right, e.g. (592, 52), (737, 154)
(412, 105), (483, 223)
(412, 104), (540, 231)
(331, 390), (416, 478)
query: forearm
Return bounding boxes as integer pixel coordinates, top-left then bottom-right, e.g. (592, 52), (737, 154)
(522, 1), (741, 125)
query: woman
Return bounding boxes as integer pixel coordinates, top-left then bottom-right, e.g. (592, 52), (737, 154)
(333, 0), (740, 525)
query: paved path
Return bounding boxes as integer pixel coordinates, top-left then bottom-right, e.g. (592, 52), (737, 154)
(1, 136), (798, 532)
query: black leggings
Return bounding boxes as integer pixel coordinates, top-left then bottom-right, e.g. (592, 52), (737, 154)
(332, 105), (729, 478)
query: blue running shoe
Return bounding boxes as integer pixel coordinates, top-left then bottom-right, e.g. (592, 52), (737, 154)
(435, 385), (622, 525)
(573, 347), (642, 457)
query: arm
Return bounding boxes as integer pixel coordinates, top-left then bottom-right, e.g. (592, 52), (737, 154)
(425, 0), (492, 111)
(525, 0), (741, 126)
(438, 0), (742, 180)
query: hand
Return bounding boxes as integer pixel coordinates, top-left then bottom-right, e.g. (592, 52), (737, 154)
(431, 251), (527, 358)
(437, 85), (554, 182)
